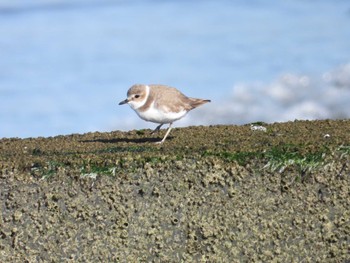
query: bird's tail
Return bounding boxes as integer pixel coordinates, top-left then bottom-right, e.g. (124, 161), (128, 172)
(188, 98), (211, 109)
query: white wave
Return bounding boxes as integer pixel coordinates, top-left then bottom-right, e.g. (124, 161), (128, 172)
(184, 63), (350, 126)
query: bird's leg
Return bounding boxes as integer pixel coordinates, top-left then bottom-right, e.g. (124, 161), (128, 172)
(151, 123), (163, 134)
(156, 123), (173, 144)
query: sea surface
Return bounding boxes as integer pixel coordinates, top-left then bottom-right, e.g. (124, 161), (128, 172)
(1, 0), (350, 138)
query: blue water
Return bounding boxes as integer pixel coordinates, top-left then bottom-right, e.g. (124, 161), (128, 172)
(1, 0), (350, 138)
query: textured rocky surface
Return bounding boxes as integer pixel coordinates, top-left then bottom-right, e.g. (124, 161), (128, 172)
(1, 120), (350, 262)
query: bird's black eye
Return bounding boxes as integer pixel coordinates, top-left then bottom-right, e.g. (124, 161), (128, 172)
(135, 95), (140, 98)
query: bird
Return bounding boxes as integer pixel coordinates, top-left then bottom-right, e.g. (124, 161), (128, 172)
(119, 84), (210, 143)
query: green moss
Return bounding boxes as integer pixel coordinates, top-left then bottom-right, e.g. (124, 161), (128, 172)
(203, 143), (330, 174)
(144, 156), (163, 164)
(136, 129), (146, 135)
(263, 145), (326, 174)
(337, 145), (350, 158)
(202, 150), (261, 165)
(95, 145), (154, 154)
(38, 161), (66, 180)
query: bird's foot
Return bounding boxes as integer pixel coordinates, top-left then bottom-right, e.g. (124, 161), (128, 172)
(151, 124), (163, 134)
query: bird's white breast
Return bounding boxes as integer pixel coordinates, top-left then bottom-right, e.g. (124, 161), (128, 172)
(135, 102), (187, 124)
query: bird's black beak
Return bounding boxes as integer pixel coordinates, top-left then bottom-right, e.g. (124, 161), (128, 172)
(119, 99), (128, 105)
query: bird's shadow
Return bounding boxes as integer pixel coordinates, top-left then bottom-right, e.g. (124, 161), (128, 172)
(81, 136), (173, 144)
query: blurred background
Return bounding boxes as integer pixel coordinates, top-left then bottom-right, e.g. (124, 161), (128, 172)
(1, 0), (350, 138)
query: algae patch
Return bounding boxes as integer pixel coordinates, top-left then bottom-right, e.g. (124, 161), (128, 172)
(1, 120), (350, 262)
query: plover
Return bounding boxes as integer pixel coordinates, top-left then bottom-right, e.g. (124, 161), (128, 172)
(119, 84), (210, 143)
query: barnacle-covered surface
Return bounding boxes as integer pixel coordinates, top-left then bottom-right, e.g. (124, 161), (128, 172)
(1, 120), (350, 262)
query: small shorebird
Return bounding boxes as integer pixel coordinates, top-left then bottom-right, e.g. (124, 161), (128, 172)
(119, 84), (210, 143)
